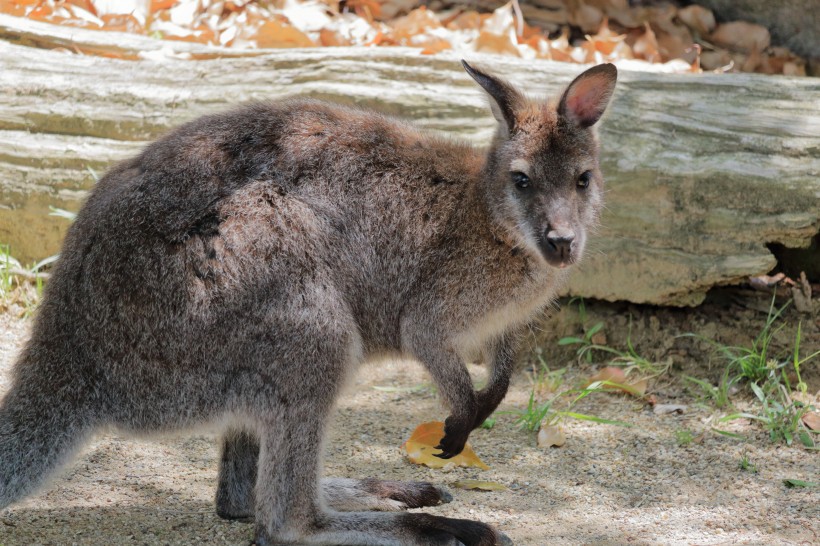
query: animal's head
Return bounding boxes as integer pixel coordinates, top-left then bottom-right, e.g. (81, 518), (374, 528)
(463, 61), (617, 269)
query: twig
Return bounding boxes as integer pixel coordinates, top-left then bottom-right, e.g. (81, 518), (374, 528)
(511, 0), (524, 38)
(6, 268), (50, 281)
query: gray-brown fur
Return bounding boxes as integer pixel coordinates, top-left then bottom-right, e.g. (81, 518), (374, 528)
(0, 61), (616, 545)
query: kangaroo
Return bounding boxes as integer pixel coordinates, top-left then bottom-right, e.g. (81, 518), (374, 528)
(0, 60), (616, 545)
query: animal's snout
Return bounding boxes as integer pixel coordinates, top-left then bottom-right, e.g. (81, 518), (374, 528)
(541, 227), (576, 267)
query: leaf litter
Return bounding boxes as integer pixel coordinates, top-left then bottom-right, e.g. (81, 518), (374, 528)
(0, 0), (809, 75)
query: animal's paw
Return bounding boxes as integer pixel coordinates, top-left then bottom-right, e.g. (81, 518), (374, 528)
(434, 415), (472, 459)
(404, 513), (513, 546)
(379, 480), (453, 508)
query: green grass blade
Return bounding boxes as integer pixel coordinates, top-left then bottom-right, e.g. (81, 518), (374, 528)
(559, 411), (633, 427)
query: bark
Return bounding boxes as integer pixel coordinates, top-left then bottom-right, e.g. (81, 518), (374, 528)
(0, 14), (818, 305)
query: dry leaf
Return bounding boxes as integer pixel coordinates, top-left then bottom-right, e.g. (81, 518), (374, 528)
(802, 412), (820, 431)
(587, 20), (627, 58)
(625, 378), (649, 397)
(401, 422), (489, 470)
(389, 6), (440, 43)
(452, 479), (507, 491)
(420, 38), (452, 55)
(101, 13), (144, 34)
(446, 10), (481, 31)
(782, 60), (806, 77)
(151, 0), (177, 13)
(676, 5), (715, 35)
(588, 366), (626, 384)
(481, 2), (515, 36)
(587, 367), (648, 397)
(474, 31), (519, 57)
(254, 19), (315, 48)
(571, 4), (602, 35)
(377, 0), (418, 20)
(281, 0), (333, 34)
(700, 49), (733, 72)
(473, 2), (519, 57)
(537, 424), (566, 447)
(632, 23), (660, 63)
(710, 21), (770, 53)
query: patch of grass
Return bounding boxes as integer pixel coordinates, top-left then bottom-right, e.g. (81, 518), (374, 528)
(562, 318), (669, 377)
(479, 416), (496, 430)
(0, 241), (65, 316)
(783, 479), (818, 488)
(505, 377), (632, 433)
(0, 206), (77, 315)
(530, 351), (566, 396)
(685, 295), (819, 447)
(558, 297), (602, 364)
(0, 244), (16, 296)
(684, 366), (738, 410)
(675, 429), (694, 447)
(738, 450), (758, 473)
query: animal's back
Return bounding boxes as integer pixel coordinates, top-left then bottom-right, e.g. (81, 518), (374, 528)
(32, 99), (483, 380)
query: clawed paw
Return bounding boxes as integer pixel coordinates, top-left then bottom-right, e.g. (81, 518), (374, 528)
(434, 417), (471, 459)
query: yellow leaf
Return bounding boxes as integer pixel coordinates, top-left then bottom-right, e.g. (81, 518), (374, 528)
(452, 479), (507, 491)
(401, 422), (489, 470)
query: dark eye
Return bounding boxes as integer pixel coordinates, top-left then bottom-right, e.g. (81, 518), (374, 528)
(511, 171), (530, 190)
(578, 170), (593, 189)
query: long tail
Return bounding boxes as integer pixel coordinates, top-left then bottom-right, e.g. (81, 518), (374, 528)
(0, 360), (94, 509)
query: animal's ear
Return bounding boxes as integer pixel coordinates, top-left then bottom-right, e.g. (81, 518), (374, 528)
(462, 60), (524, 135)
(558, 63), (617, 128)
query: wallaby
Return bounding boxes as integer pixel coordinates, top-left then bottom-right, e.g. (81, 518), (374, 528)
(0, 60), (616, 545)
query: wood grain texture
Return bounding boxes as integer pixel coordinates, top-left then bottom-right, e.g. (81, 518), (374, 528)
(0, 15), (818, 305)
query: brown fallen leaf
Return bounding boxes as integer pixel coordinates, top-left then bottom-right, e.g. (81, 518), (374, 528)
(589, 366), (626, 384)
(401, 422), (489, 470)
(537, 424), (566, 447)
(710, 21), (770, 53)
(632, 22), (661, 63)
(802, 412), (820, 431)
(254, 19), (315, 48)
(389, 6), (441, 43)
(676, 4), (715, 36)
(452, 479), (507, 491)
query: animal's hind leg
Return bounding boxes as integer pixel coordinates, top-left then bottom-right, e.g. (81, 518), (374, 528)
(321, 478), (452, 512)
(216, 427), (258, 521)
(215, 427), (451, 518)
(253, 404), (497, 546)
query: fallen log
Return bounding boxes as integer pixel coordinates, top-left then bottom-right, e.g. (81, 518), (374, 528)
(0, 16), (818, 305)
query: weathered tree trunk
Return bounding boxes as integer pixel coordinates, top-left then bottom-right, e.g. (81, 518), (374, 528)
(0, 14), (818, 305)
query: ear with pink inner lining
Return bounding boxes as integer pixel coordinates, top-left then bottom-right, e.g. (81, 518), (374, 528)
(558, 63), (618, 128)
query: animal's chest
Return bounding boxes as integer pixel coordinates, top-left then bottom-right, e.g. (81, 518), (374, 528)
(453, 270), (559, 357)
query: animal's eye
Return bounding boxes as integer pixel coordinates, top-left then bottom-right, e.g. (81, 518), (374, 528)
(577, 171), (593, 189)
(511, 171), (530, 190)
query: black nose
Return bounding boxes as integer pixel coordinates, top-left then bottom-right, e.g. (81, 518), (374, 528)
(543, 228), (575, 265)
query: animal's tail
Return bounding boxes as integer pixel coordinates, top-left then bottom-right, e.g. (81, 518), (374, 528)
(0, 356), (94, 509)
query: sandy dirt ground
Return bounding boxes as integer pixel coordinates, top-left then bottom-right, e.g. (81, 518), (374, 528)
(0, 292), (817, 545)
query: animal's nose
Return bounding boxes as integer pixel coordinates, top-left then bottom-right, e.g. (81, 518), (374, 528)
(545, 228), (575, 261)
